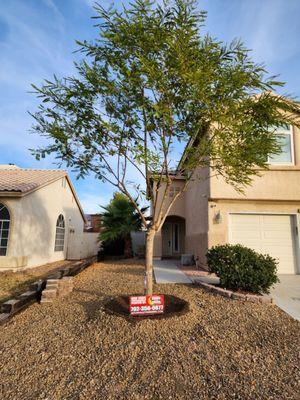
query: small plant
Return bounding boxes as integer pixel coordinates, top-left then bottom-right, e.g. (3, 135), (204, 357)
(206, 244), (279, 294)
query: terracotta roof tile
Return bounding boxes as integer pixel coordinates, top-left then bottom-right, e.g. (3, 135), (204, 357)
(0, 167), (67, 194)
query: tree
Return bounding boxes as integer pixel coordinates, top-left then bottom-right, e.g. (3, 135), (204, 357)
(100, 192), (147, 258)
(30, 0), (300, 295)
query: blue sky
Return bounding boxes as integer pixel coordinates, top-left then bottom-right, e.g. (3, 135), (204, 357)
(0, 0), (299, 213)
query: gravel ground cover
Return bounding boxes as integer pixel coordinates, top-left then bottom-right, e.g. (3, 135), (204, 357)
(178, 264), (215, 278)
(0, 260), (299, 400)
(0, 260), (72, 305)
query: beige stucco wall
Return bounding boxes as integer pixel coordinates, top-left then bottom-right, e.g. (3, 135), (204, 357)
(210, 126), (300, 200)
(152, 179), (186, 221)
(153, 168), (210, 262)
(0, 177), (97, 270)
(153, 125), (300, 267)
(210, 170), (300, 201)
(67, 232), (99, 260)
(184, 167), (210, 265)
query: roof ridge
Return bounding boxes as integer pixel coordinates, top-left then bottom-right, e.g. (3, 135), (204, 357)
(0, 168), (67, 172)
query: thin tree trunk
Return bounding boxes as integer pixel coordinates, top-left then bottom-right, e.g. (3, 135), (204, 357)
(124, 233), (132, 258)
(145, 229), (155, 295)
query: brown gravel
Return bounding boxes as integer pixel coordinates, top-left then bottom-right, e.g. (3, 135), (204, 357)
(0, 260), (299, 400)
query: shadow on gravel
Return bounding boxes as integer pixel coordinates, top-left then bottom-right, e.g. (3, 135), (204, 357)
(104, 294), (189, 322)
(76, 297), (112, 321)
(75, 289), (108, 297)
(106, 267), (145, 276)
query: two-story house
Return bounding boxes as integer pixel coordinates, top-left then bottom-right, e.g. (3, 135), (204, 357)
(153, 124), (300, 275)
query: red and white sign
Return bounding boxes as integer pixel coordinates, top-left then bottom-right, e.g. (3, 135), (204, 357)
(129, 295), (164, 316)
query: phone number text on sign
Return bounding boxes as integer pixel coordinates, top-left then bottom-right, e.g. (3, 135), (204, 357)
(129, 295), (164, 316)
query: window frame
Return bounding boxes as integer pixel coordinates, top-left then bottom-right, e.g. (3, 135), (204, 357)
(268, 125), (294, 166)
(0, 203), (10, 256)
(54, 214), (65, 252)
(169, 186), (181, 198)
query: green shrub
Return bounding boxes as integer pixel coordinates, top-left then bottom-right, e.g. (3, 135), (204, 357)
(206, 244), (279, 294)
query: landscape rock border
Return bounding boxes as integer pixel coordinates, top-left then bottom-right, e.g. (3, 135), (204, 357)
(40, 276), (74, 304)
(0, 257), (96, 325)
(193, 280), (274, 304)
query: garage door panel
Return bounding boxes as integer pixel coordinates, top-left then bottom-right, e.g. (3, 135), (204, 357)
(262, 245), (294, 259)
(262, 223), (292, 231)
(232, 214), (260, 223)
(262, 231), (293, 240)
(261, 214), (290, 224)
(230, 214), (296, 274)
(231, 232), (261, 241)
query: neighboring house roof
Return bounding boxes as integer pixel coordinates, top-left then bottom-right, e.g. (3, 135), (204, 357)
(84, 213), (101, 232)
(0, 165), (86, 221)
(0, 166), (66, 194)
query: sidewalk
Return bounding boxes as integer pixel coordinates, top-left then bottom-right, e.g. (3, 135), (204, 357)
(153, 259), (192, 284)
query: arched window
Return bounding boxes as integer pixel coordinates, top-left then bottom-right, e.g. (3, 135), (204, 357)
(0, 203), (10, 256)
(54, 214), (65, 251)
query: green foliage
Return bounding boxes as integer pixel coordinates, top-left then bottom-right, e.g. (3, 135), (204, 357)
(100, 193), (148, 242)
(206, 244), (279, 294)
(30, 0), (300, 197)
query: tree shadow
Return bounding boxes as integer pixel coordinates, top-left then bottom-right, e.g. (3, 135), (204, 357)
(76, 299), (107, 321)
(74, 288), (116, 320)
(75, 288), (108, 297)
(106, 267), (145, 276)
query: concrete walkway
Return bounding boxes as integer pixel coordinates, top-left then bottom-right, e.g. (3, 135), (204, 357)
(153, 260), (192, 284)
(154, 262), (300, 321)
(270, 275), (300, 321)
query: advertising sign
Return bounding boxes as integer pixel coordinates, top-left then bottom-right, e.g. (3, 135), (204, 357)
(129, 295), (164, 316)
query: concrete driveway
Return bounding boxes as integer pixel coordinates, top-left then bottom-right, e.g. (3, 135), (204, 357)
(153, 259), (192, 284)
(270, 275), (300, 321)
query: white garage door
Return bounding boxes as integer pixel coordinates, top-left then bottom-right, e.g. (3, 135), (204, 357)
(229, 214), (297, 274)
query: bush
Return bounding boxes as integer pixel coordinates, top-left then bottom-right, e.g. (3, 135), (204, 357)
(102, 237), (125, 256)
(206, 244), (279, 294)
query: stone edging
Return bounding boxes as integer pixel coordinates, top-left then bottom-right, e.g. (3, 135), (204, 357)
(40, 276), (74, 304)
(0, 257), (96, 325)
(194, 280), (274, 304)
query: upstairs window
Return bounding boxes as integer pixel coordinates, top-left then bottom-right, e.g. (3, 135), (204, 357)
(268, 125), (294, 165)
(0, 204), (10, 256)
(169, 186), (180, 198)
(54, 214), (65, 251)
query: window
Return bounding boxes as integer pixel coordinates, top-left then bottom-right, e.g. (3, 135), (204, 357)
(54, 214), (65, 251)
(169, 186), (180, 198)
(0, 204), (10, 256)
(268, 125), (294, 165)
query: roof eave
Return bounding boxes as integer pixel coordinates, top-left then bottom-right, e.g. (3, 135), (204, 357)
(65, 175), (87, 223)
(0, 173), (86, 222)
(0, 191), (23, 198)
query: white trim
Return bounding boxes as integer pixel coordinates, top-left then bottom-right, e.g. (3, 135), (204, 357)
(228, 211), (298, 216)
(0, 203), (11, 256)
(54, 214), (66, 252)
(268, 125), (294, 166)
